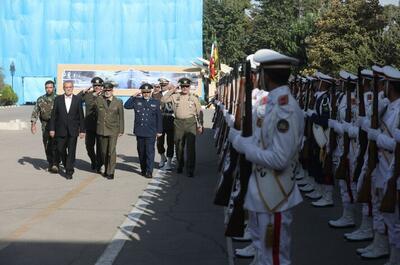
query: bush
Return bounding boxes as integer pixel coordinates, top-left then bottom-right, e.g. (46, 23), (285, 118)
(0, 85), (18, 106)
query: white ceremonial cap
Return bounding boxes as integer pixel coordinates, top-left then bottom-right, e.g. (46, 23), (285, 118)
(315, 71), (334, 83)
(382, 65), (400, 81)
(339, 70), (357, 82)
(246, 54), (260, 70)
(254, 49), (299, 69)
(361, 69), (373, 79)
(372, 65), (385, 74)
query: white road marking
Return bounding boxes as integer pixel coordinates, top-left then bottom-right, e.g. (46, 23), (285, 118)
(95, 170), (166, 265)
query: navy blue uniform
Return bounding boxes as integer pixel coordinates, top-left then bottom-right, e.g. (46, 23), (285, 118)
(124, 96), (162, 175)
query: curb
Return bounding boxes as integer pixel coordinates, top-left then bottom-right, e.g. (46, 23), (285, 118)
(0, 105), (18, 109)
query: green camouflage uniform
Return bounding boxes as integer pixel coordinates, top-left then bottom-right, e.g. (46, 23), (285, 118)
(31, 93), (58, 167)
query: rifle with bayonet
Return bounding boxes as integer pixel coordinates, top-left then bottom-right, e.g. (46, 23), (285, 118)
(214, 66), (244, 206)
(215, 78), (228, 148)
(216, 78), (231, 154)
(300, 80), (315, 170)
(353, 67), (368, 183)
(225, 60), (253, 237)
(357, 73), (379, 203)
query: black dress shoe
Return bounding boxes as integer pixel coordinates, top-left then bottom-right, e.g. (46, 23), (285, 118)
(107, 174), (114, 180)
(66, 174), (73, 180)
(96, 167), (102, 174)
(177, 168), (183, 174)
(145, 173), (153, 179)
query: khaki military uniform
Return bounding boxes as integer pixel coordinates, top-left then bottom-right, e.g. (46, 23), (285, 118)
(95, 96), (124, 176)
(31, 93), (58, 168)
(79, 91), (103, 170)
(161, 91), (202, 175)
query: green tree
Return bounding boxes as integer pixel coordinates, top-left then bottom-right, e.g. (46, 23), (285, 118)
(203, 0), (251, 65)
(0, 68), (4, 90)
(307, 0), (385, 74)
(0, 85), (18, 106)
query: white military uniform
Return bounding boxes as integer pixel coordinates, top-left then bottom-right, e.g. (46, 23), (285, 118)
(231, 85), (304, 265)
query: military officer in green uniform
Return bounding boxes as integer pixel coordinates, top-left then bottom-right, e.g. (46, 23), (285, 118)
(31, 80), (59, 172)
(95, 82), (124, 179)
(161, 77), (203, 177)
(79, 77), (104, 172)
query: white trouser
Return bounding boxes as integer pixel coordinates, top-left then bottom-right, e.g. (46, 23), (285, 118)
(372, 183), (386, 234)
(249, 210), (292, 265)
(249, 211), (261, 250)
(339, 179), (356, 204)
(382, 211), (400, 248)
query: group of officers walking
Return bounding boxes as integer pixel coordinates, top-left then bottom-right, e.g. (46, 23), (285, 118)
(212, 48), (400, 265)
(30, 75), (203, 180)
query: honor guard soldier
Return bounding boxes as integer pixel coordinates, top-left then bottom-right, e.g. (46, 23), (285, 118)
(124, 83), (162, 178)
(79, 76), (104, 173)
(306, 72), (334, 206)
(94, 82), (124, 179)
(155, 78), (175, 170)
(365, 66), (400, 262)
(229, 49), (304, 265)
(31, 80), (59, 172)
(161, 77), (203, 178)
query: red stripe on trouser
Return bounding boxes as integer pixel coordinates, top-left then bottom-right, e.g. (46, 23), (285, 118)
(273, 213), (282, 265)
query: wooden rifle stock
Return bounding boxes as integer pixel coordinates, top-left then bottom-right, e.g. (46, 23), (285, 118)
(214, 68), (243, 206)
(322, 82), (337, 184)
(225, 60), (253, 237)
(353, 67), (368, 183)
(357, 73), (379, 203)
(335, 78), (352, 180)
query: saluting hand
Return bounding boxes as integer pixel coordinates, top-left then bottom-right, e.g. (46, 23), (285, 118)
(31, 123), (36, 134)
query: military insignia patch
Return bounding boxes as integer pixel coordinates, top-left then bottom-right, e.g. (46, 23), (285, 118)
(277, 119), (289, 133)
(278, 95), (288, 105)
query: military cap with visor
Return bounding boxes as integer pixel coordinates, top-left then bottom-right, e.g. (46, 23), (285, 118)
(178, 77), (192, 87)
(103, 82), (114, 91)
(140, 83), (153, 93)
(91, 77), (104, 86)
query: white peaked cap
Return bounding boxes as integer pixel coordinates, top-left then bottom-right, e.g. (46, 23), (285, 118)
(339, 70), (357, 81)
(254, 49), (299, 69)
(383, 65), (400, 81)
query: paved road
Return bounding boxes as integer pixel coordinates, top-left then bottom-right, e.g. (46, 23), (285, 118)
(0, 106), (386, 265)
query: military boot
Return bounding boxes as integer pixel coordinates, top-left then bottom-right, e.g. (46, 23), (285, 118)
(312, 185), (334, 207)
(361, 232), (389, 259)
(345, 215), (373, 241)
(235, 243), (256, 258)
(305, 183), (322, 199)
(328, 203), (355, 228)
(161, 157), (173, 171)
(159, 154), (167, 168)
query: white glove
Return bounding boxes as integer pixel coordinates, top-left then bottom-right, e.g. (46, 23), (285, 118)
(306, 109), (315, 117)
(361, 118), (371, 132)
(394, 129), (400, 143)
(367, 128), (380, 141)
(333, 122), (344, 135)
(328, 119), (336, 129)
(232, 135), (253, 154)
(356, 116), (365, 127)
(225, 114), (235, 128)
(228, 127), (241, 143)
(342, 121), (351, 133)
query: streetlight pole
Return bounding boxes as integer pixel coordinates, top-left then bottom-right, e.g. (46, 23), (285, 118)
(9, 61), (15, 90)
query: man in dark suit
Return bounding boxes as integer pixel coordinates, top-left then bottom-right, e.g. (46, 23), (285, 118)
(124, 83), (162, 178)
(49, 81), (85, 179)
